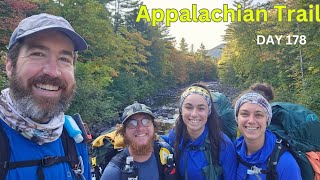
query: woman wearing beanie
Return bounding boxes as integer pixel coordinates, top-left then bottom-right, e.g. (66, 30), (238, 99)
(234, 90), (302, 180)
(163, 83), (236, 180)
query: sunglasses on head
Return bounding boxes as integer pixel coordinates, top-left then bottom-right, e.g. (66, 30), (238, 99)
(126, 118), (153, 129)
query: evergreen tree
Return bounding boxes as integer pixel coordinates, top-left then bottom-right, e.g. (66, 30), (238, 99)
(196, 43), (207, 58)
(107, 0), (141, 32)
(190, 44), (194, 54)
(179, 37), (189, 53)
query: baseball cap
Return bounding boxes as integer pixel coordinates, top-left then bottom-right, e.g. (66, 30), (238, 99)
(121, 101), (155, 124)
(8, 13), (87, 51)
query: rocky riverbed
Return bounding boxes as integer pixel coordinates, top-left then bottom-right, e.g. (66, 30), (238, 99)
(90, 81), (239, 137)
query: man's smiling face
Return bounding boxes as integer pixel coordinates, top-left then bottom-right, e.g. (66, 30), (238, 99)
(6, 30), (76, 122)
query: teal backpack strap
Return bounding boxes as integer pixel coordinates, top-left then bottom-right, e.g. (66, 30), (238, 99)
(183, 144), (214, 180)
(183, 134), (222, 180)
(202, 135), (222, 180)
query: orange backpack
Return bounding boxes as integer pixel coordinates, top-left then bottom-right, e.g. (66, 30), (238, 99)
(306, 152), (320, 180)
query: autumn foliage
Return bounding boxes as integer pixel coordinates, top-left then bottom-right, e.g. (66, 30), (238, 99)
(0, 0), (218, 123)
(0, 0), (38, 50)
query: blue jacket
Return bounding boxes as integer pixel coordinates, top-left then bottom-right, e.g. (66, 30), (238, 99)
(0, 119), (91, 180)
(235, 130), (302, 180)
(164, 125), (237, 180)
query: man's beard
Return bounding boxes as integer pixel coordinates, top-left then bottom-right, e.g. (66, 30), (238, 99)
(9, 72), (75, 122)
(124, 133), (156, 156)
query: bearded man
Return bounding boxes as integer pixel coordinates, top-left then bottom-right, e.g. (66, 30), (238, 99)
(101, 102), (177, 180)
(0, 13), (91, 180)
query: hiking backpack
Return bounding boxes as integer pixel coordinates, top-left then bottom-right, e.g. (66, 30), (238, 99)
(267, 102), (320, 180)
(0, 126), (80, 180)
(238, 102), (320, 180)
(210, 91), (237, 141)
(108, 141), (176, 180)
(91, 128), (123, 179)
(91, 130), (177, 180)
(0, 114), (88, 180)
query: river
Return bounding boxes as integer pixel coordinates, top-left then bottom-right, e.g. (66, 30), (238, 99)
(90, 81), (239, 137)
(147, 81), (239, 134)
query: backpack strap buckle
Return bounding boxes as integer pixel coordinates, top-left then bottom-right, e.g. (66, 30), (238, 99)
(247, 165), (262, 175)
(41, 156), (61, 167)
(276, 139), (282, 144)
(2, 161), (9, 169)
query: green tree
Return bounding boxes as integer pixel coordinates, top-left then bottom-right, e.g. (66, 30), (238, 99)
(190, 44), (194, 54)
(179, 37), (189, 53)
(107, 0), (141, 32)
(196, 43), (207, 58)
(69, 60), (118, 122)
(218, 0), (320, 115)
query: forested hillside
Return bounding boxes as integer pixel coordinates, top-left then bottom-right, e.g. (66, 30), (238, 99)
(1, 0), (318, 123)
(0, 0), (217, 123)
(218, 0), (320, 115)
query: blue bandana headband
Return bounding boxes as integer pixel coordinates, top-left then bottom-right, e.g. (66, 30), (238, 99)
(234, 92), (272, 125)
(180, 86), (212, 115)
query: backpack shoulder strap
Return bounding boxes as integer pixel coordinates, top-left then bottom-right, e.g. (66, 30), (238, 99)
(236, 139), (287, 179)
(203, 134), (223, 179)
(154, 141), (164, 179)
(154, 140), (177, 180)
(110, 150), (128, 170)
(61, 127), (81, 175)
(0, 124), (81, 180)
(183, 134), (222, 179)
(266, 139), (287, 180)
(203, 135), (212, 160)
(237, 154), (269, 178)
(0, 122), (10, 180)
(237, 153), (255, 168)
